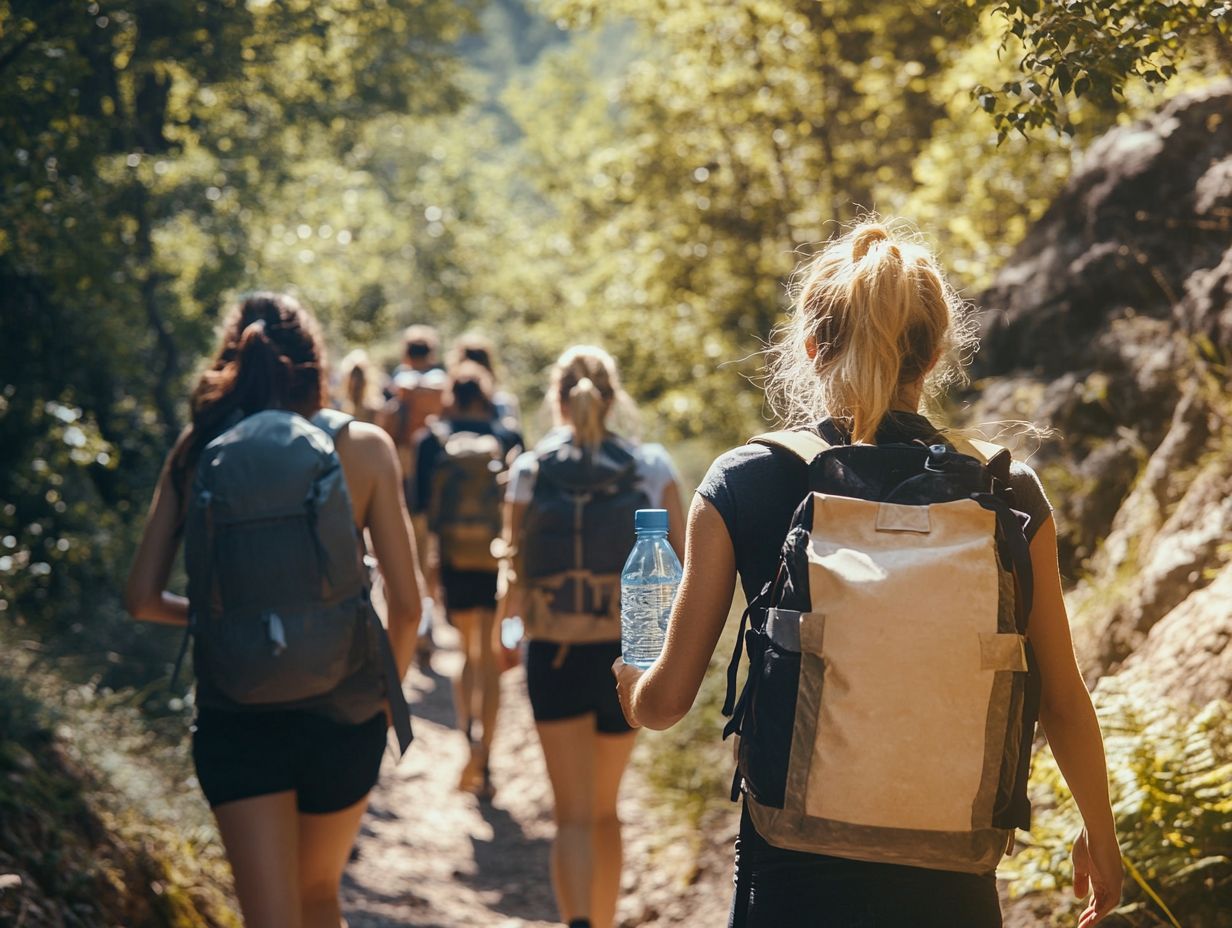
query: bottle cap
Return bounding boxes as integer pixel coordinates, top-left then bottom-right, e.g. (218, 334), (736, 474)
(634, 509), (669, 532)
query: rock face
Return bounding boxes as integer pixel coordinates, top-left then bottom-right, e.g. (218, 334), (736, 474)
(966, 82), (1232, 696)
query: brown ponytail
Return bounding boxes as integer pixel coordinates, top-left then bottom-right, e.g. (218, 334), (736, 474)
(173, 292), (326, 493)
(767, 217), (975, 443)
(445, 360), (496, 418)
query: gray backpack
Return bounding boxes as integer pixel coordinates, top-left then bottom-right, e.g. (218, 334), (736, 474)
(178, 408), (412, 755)
(520, 433), (649, 643)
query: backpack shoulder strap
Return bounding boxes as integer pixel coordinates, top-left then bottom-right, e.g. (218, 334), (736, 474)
(948, 434), (1012, 482)
(748, 429), (832, 463)
(312, 408), (355, 441)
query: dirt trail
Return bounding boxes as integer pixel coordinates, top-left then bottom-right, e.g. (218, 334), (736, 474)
(342, 624), (736, 927)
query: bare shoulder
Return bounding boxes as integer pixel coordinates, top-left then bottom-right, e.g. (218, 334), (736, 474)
(336, 420), (398, 475)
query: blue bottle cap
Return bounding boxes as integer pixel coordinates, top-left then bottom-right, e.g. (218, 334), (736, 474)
(634, 508), (669, 532)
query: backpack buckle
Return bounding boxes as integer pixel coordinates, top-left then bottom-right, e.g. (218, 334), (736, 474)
(924, 443), (950, 473)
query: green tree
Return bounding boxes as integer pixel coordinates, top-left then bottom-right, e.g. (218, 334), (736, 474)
(0, 0), (475, 669)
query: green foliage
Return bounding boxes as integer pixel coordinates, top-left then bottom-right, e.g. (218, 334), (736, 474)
(2, 1), (1229, 917)
(0, 0), (476, 662)
(0, 637), (238, 926)
(1003, 680), (1232, 927)
(507, 0), (977, 443)
(960, 0), (1232, 138)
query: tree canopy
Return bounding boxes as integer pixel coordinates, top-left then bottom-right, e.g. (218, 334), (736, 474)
(1, 0), (1227, 664)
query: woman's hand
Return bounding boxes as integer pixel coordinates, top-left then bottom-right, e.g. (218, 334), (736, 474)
(1073, 827), (1124, 927)
(611, 657), (645, 729)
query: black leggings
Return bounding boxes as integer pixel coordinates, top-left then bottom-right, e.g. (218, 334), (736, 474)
(729, 804), (1002, 928)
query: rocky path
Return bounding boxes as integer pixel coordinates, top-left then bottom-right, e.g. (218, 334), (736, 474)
(341, 624), (737, 927)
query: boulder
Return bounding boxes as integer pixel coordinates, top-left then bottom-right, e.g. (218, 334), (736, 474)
(1107, 562), (1232, 708)
(965, 83), (1232, 694)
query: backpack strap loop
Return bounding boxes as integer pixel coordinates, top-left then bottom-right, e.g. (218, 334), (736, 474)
(364, 590), (414, 756)
(948, 435), (1011, 475)
(748, 429), (832, 463)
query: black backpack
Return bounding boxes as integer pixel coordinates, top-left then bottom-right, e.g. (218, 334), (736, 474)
(179, 408), (412, 755)
(722, 424), (1038, 874)
(521, 433), (650, 643)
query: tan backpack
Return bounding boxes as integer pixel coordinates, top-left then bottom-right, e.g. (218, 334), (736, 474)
(722, 427), (1039, 874)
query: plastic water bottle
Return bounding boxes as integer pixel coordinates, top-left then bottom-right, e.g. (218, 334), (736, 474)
(621, 509), (682, 669)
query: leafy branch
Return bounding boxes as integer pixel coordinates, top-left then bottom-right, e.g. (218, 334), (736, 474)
(963, 0), (1232, 139)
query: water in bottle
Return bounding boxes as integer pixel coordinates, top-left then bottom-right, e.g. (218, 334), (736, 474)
(620, 508), (682, 669)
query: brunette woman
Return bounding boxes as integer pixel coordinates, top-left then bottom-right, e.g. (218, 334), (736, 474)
(126, 292), (420, 928)
(414, 360), (522, 796)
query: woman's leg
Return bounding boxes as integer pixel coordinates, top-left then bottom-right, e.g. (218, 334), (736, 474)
(450, 607), (478, 739)
(212, 791), (301, 928)
(536, 715), (598, 923)
(474, 606), (500, 766)
(590, 731), (637, 928)
(298, 795), (371, 928)
(452, 606), (501, 783)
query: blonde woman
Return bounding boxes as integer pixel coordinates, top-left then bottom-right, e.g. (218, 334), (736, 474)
(500, 346), (684, 928)
(337, 348), (383, 424)
(613, 221), (1123, 927)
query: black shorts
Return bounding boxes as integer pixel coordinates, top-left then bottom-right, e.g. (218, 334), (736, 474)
(525, 640), (633, 734)
(192, 707), (387, 814)
(440, 566), (499, 612)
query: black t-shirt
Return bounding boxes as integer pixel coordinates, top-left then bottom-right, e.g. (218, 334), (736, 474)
(696, 413), (1052, 604)
(412, 417), (523, 514)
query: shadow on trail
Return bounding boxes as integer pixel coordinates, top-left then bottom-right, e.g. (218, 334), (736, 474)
(404, 646), (461, 732)
(465, 799), (557, 923)
(341, 871), (440, 927)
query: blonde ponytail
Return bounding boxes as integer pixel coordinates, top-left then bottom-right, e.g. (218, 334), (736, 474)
(568, 377), (606, 448)
(550, 345), (637, 450)
(767, 217), (975, 443)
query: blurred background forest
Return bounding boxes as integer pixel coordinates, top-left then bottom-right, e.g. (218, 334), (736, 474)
(2, 1), (1231, 925)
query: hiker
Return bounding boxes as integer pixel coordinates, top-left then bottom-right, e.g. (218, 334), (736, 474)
(379, 324), (446, 667)
(612, 220), (1124, 928)
(388, 323), (443, 384)
(414, 360), (523, 797)
(125, 292), (419, 928)
(337, 348), (383, 424)
(446, 331), (523, 432)
(498, 345), (684, 928)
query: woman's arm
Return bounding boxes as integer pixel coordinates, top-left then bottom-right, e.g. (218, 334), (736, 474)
(351, 424), (422, 678)
(1027, 515), (1123, 927)
(614, 493), (737, 729)
(125, 454), (190, 626)
(496, 499), (526, 621)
